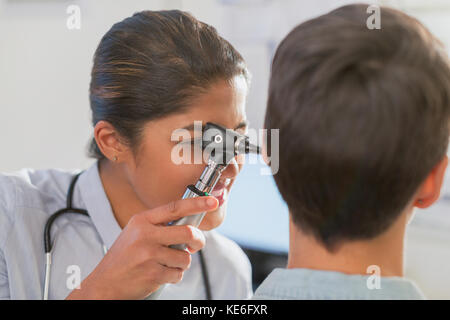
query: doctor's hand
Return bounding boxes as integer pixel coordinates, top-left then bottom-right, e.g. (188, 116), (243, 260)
(65, 196), (219, 300)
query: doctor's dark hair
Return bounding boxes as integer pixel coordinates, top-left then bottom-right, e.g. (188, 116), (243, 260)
(265, 5), (450, 251)
(88, 10), (249, 159)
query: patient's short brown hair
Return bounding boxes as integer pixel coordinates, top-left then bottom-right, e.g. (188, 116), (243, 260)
(265, 4), (450, 251)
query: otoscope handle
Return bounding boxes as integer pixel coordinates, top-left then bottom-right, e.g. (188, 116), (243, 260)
(144, 188), (206, 300)
(169, 185), (209, 250)
(145, 165), (222, 300)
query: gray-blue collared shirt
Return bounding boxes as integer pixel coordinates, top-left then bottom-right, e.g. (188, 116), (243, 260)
(252, 268), (425, 300)
(0, 161), (252, 299)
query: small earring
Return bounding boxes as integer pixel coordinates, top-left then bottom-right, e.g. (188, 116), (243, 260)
(113, 156), (118, 162)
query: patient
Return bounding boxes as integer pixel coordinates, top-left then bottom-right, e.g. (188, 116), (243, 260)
(254, 4), (450, 299)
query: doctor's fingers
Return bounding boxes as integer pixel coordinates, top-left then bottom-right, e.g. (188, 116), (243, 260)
(142, 196), (219, 225)
(151, 246), (192, 270)
(145, 263), (185, 286)
(155, 225), (206, 253)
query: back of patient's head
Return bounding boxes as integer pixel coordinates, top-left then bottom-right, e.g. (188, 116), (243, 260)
(265, 4), (450, 251)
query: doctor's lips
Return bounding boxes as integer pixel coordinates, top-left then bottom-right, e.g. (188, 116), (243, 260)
(210, 178), (231, 207)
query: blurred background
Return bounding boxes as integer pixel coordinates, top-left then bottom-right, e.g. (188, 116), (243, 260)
(1, 0), (450, 298)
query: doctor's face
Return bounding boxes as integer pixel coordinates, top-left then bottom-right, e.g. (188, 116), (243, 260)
(124, 76), (248, 230)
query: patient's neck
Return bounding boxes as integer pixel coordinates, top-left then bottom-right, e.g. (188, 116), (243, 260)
(287, 211), (409, 277)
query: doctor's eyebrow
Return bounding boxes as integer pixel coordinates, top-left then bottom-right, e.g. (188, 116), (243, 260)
(180, 120), (249, 132)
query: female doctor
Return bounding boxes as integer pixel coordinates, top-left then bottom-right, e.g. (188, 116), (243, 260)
(0, 10), (252, 300)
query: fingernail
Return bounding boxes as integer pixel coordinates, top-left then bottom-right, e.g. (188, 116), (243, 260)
(206, 197), (217, 207)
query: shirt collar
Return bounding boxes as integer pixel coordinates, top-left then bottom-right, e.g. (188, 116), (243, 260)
(254, 268), (426, 300)
(77, 160), (122, 249)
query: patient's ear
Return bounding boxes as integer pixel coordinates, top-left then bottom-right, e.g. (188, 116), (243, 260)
(414, 155), (448, 209)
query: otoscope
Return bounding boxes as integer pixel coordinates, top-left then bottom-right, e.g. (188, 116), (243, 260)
(146, 122), (260, 300)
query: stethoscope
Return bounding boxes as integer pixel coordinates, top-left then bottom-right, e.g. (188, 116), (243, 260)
(43, 171), (212, 300)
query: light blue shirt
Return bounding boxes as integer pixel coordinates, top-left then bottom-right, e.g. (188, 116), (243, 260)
(0, 161), (252, 300)
(253, 268), (425, 300)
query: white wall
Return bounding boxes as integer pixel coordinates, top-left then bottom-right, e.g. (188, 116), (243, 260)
(0, 0), (183, 171)
(1, 0), (450, 299)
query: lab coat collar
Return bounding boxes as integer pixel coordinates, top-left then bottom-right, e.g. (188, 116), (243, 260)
(77, 160), (122, 250)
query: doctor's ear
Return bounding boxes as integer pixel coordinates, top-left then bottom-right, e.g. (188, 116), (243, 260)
(94, 120), (128, 162)
(414, 155), (448, 209)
